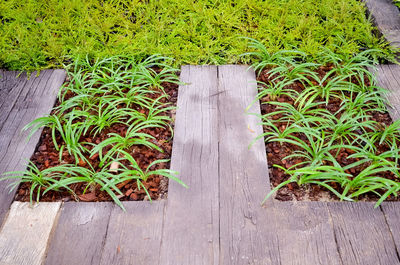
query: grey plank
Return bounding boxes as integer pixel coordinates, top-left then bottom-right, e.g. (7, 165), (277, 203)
(44, 202), (113, 265)
(269, 202), (341, 265)
(159, 66), (220, 265)
(363, 0), (400, 48)
(217, 65), (278, 264)
(381, 202), (400, 255)
(0, 70), (66, 224)
(373, 64), (400, 120)
(328, 202), (400, 265)
(100, 201), (165, 265)
(0, 202), (61, 265)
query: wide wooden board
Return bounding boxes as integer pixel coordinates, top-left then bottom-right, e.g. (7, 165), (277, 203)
(44, 202), (113, 265)
(159, 66), (220, 265)
(217, 65), (277, 265)
(100, 201), (165, 265)
(364, 0), (400, 48)
(0, 70), (66, 223)
(0, 202), (61, 265)
(328, 202), (400, 265)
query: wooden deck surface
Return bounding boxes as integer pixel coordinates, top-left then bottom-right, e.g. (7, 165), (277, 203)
(1, 66), (400, 264)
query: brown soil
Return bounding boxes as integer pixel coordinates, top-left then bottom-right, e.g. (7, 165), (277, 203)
(257, 66), (400, 203)
(15, 73), (179, 203)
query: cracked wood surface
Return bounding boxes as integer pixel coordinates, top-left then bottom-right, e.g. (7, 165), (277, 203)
(100, 201), (165, 265)
(0, 202), (61, 265)
(381, 202), (400, 255)
(159, 65), (220, 265)
(364, 0), (400, 48)
(0, 70), (66, 224)
(373, 64), (400, 120)
(217, 65), (275, 265)
(44, 202), (113, 265)
(328, 203), (400, 265)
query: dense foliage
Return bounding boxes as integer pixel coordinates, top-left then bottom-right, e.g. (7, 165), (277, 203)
(0, 0), (393, 72)
(247, 39), (400, 206)
(1, 56), (186, 210)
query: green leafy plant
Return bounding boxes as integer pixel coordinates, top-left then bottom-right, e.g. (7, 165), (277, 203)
(0, 0), (394, 72)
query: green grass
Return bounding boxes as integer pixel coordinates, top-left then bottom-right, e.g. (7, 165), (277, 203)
(0, 0), (394, 72)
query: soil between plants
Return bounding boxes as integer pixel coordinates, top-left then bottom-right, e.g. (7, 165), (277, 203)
(15, 78), (179, 203)
(257, 66), (400, 203)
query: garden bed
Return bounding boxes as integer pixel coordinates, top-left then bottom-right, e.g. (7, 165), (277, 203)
(248, 41), (400, 205)
(3, 56), (184, 209)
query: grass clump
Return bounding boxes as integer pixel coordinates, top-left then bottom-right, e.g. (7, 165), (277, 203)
(247, 39), (400, 207)
(1, 55), (186, 210)
(0, 0), (393, 72)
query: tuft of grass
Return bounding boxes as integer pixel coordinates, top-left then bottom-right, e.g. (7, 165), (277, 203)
(0, 0), (395, 72)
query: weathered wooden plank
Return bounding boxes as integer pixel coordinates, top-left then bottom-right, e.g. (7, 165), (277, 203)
(269, 202), (341, 265)
(217, 65), (278, 264)
(381, 202), (400, 256)
(100, 201), (165, 265)
(328, 202), (400, 265)
(0, 70), (66, 224)
(373, 64), (400, 121)
(0, 202), (61, 265)
(44, 202), (113, 265)
(159, 66), (220, 265)
(363, 0), (400, 48)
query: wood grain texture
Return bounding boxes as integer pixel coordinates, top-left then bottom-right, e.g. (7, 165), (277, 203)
(217, 65), (276, 265)
(100, 201), (165, 265)
(381, 202), (400, 256)
(0, 202), (61, 265)
(0, 70), (66, 224)
(373, 64), (400, 120)
(44, 202), (113, 265)
(159, 66), (220, 265)
(328, 202), (400, 265)
(363, 0), (400, 48)
(268, 202), (341, 265)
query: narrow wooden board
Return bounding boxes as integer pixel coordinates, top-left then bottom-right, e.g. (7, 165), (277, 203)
(0, 70), (66, 224)
(44, 202), (113, 265)
(380, 202), (400, 255)
(0, 202), (61, 265)
(328, 202), (400, 265)
(217, 65), (278, 264)
(363, 0), (400, 48)
(159, 66), (220, 265)
(373, 64), (400, 120)
(99, 201), (165, 265)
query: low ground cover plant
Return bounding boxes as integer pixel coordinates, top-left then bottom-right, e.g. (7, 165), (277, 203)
(0, 56), (186, 210)
(246, 39), (400, 207)
(0, 0), (393, 72)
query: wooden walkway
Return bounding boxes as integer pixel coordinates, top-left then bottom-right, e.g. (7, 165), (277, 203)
(363, 0), (400, 49)
(1, 66), (400, 264)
